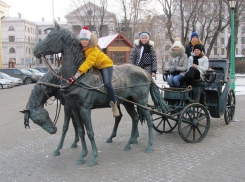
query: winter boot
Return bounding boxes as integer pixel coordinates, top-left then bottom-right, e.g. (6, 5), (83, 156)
(110, 101), (120, 117)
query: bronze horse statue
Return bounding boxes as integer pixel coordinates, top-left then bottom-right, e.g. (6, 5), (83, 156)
(33, 23), (168, 166)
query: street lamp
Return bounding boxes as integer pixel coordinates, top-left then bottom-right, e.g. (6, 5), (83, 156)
(229, 0), (236, 90)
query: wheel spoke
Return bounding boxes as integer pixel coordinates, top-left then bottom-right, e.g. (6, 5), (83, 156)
(181, 124), (192, 132)
(153, 116), (162, 121)
(156, 119), (163, 129)
(196, 126), (203, 136)
(198, 124), (209, 128)
(186, 126), (193, 139)
(166, 119), (173, 130)
(181, 118), (192, 125)
(193, 127), (196, 141)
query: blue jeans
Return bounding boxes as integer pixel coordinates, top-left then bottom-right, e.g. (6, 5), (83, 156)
(102, 66), (116, 103)
(167, 74), (184, 87)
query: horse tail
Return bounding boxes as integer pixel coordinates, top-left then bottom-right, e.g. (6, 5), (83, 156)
(150, 81), (169, 113)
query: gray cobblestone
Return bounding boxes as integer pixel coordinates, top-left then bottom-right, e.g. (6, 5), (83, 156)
(0, 84), (245, 182)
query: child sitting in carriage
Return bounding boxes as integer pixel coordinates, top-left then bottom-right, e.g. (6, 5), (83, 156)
(68, 26), (120, 117)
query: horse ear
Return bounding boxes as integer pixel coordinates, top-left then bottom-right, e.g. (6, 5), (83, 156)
(54, 20), (60, 30)
(19, 109), (30, 114)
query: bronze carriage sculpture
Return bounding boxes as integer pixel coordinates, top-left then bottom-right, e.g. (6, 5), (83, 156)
(22, 22), (236, 166)
(151, 59), (236, 143)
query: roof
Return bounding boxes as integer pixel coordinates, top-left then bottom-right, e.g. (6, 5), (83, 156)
(34, 21), (67, 26)
(98, 33), (133, 49)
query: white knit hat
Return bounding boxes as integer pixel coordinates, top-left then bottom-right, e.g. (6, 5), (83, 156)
(79, 26), (91, 40)
(172, 37), (182, 48)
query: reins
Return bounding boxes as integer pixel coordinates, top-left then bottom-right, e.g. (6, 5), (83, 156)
(37, 81), (62, 126)
(40, 56), (177, 118)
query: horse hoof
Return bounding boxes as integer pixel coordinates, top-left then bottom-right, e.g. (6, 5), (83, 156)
(52, 151), (60, 156)
(88, 160), (96, 167)
(123, 146), (131, 151)
(106, 138), (112, 143)
(145, 148), (153, 153)
(76, 160), (85, 165)
(70, 144), (77, 148)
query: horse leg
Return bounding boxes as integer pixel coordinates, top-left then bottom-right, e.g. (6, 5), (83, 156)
(106, 105), (123, 143)
(143, 109), (153, 153)
(70, 114), (79, 148)
(137, 97), (153, 153)
(80, 108), (98, 167)
(123, 102), (139, 151)
(72, 111), (88, 165)
(53, 105), (72, 156)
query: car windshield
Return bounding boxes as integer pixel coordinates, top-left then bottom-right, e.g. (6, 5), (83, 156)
(21, 69), (32, 74)
(0, 72), (11, 78)
(31, 69), (42, 73)
(35, 67), (49, 73)
(26, 69), (34, 73)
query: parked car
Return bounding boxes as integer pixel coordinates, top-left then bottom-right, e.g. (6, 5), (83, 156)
(25, 68), (45, 77)
(33, 67), (49, 74)
(0, 76), (14, 89)
(0, 68), (41, 84)
(0, 72), (23, 86)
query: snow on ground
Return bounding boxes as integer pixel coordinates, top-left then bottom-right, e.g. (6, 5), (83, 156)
(153, 73), (245, 95)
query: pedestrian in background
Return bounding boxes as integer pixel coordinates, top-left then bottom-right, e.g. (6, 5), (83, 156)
(164, 37), (188, 87)
(185, 32), (205, 58)
(129, 32), (157, 77)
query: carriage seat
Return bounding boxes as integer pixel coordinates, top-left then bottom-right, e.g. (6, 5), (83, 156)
(208, 59), (229, 90)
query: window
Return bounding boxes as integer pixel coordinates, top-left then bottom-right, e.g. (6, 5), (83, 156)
(242, 48), (245, 55)
(236, 48), (238, 54)
(29, 48), (31, 54)
(28, 37), (30, 42)
(9, 48), (15, 53)
(28, 28), (30, 32)
(214, 48), (218, 55)
(9, 36), (15, 42)
(39, 38), (42, 42)
(39, 29), (42, 34)
(222, 48), (225, 55)
(242, 37), (245, 44)
(221, 38), (225, 44)
(8, 26), (15, 31)
(112, 52), (126, 65)
(13, 69), (22, 75)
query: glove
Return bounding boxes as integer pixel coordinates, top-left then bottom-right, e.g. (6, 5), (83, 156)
(68, 77), (76, 84)
(170, 66), (177, 73)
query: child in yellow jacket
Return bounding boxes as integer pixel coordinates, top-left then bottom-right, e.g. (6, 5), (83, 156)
(68, 26), (119, 117)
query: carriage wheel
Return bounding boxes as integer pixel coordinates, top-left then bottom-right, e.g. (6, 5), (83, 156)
(151, 112), (178, 133)
(224, 88), (236, 125)
(178, 103), (210, 143)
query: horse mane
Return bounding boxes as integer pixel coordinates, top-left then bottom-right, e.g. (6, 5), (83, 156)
(58, 27), (84, 67)
(26, 71), (62, 109)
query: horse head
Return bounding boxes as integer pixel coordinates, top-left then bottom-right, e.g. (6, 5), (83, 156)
(34, 22), (83, 79)
(34, 22), (63, 58)
(20, 108), (57, 134)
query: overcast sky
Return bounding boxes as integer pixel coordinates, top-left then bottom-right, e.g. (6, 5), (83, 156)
(6, 0), (71, 22)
